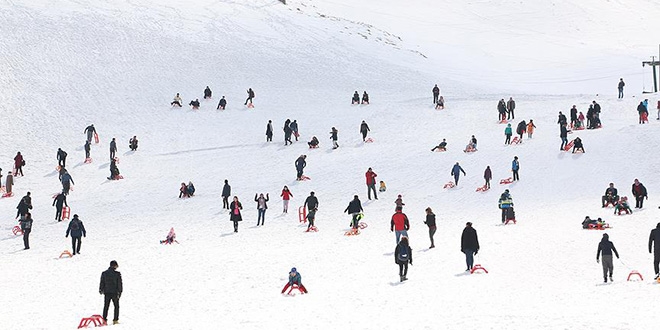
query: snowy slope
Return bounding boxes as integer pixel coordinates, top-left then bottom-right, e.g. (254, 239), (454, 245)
(1, 1), (660, 329)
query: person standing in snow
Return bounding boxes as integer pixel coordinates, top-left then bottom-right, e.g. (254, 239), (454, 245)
(637, 101), (648, 124)
(504, 124), (512, 145)
(306, 207), (317, 231)
(497, 99), (506, 121)
(395, 236), (413, 282)
(557, 111), (567, 126)
(330, 127), (339, 149)
(618, 78), (625, 98)
(266, 120), (273, 142)
(390, 207), (410, 244)
(304, 191), (318, 212)
(14, 152), (24, 176)
(424, 207), (436, 249)
(432, 84), (440, 104)
(498, 189), (513, 223)
(57, 148), (67, 168)
(19, 212), (33, 250)
(560, 123), (568, 150)
(109, 138), (117, 160)
(394, 195), (405, 211)
(84, 124), (97, 143)
(222, 180), (231, 209)
(484, 166), (492, 189)
(99, 260), (122, 325)
(284, 119), (293, 146)
(66, 214), (86, 255)
(280, 186), (293, 213)
(129, 136), (138, 151)
(244, 88), (254, 106)
(344, 195), (363, 230)
(217, 96), (227, 110)
(52, 192), (68, 222)
(526, 120), (536, 138)
(596, 233), (619, 283)
(511, 156), (520, 181)
(281, 267), (308, 294)
(171, 93), (182, 107)
(648, 223), (660, 280)
(229, 196), (243, 233)
(290, 120), (299, 141)
(506, 97), (515, 120)
(360, 120), (370, 142)
(461, 222), (479, 272)
(5, 171), (13, 195)
(84, 140), (91, 159)
(516, 120), (526, 141)
(16, 192), (32, 220)
(365, 167), (378, 200)
(295, 155), (307, 180)
(254, 193), (269, 226)
(632, 179), (648, 209)
(451, 162), (466, 186)
(61, 170), (74, 195)
(203, 86), (212, 99)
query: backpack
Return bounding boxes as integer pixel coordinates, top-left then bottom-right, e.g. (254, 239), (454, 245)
(397, 244), (410, 262)
(21, 160), (25, 166)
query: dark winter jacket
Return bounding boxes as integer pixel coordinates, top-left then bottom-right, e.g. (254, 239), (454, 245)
(19, 216), (33, 231)
(573, 137), (583, 148)
(66, 218), (86, 238)
(229, 201), (243, 221)
(110, 140), (117, 152)
(560, 125), (568, 138)
(266, 123), (273, 136)
(189, 99), (200, 107)
(425, 214), (436, 228)
(484, 168), (492, 180)
(99, 267), (123, 295)
(597, 238), (619, 259)
(632, 183), (647, 198)
(16, 198), (32, 218)
(604, 187), (618, 198)
(61, 172), (74, 185)
(84, 125), (96, 135)
(344, 198), (363, 214)
(649, 226), (660, 254)
(557, 114), (567, 125)
(288, 272), (302, 285)
(204, 87), (212, 98)
(290, 121), (298, 133)
(295, 156), (306, 170)
(14, 154), (23, 169)
(304, 195), (318, 210)
(637, 102), (647, 114)
(217, 98), (227, 109)
(248, 89), (255, 98)
(330, 129), (338, 141)
(512, 159), (519, 171)
(360, 122), (370, 134)
(432, 86), (440, 95)
(52, 193), (68, 208)
(618, 80), (625, 89)
(451, 164), (466, 177)
(506, 99), (515, 111)
(390, 210), (410, 231)
(593, 103), (601, 113)
(394, 240), (413, 265)
(222, 183), (231, 197)
(570, 107), (578, 120)
(516, 121), (526, 134)
(57, 149), (67, 161)
(461, 226), (479, 253)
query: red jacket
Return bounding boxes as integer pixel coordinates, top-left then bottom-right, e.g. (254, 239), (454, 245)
(390, 211), (410, 231)
(280, 189), (293, 200)
(365, 171), (377, 185)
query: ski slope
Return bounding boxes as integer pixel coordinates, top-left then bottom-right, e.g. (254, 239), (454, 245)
(1, 1), (660, 329)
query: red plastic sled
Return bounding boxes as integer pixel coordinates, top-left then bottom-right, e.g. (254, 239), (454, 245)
(627, 270), (643, 281)
(499, 177), (513, 184)
(505, 218), (517, 225)
(94, 132), (99, 144)
(77, 314), (106, 328)
(344, 228), (360, 236)
(62, 206), (71, 220)
(305, 226), (318, 232)
(586, 223), (610, 230)
(476, 185), (489, 192)
(286, 284), (306, 295)
(2, 192), (14, 198)
(247, 103), (255, 108)
(443, 182), (455, 189)
(471, 264), (489, 274)
(510, 137), (521, 145)
(84, 158), (92, 164)
(365, 138), (374, 143)
(12, 225), (22, 235)
(563, 140), (575, 151)
(298, 175), (310, 181)
(298, 206), (307, 223)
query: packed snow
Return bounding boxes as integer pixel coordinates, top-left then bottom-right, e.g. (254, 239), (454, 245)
(1, 1), (660, 329)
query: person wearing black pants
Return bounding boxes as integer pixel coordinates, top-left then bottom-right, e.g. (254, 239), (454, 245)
(20, 212), (33, 249)
(344, 195), (363, 229)
(109, 138), (117, 160)
(424, 207), (436, 249)
(395, 236), (412, 282)
(632, 179), (647, 209)
(222, 180), (231, 209)
(511, 156), (520, 181)
(100, 260), (122, 325)
(649, 223), (660, 279)
(53, 193), (68, 221)
(229, 197), (243, 233)
(66, 214), (86, 255)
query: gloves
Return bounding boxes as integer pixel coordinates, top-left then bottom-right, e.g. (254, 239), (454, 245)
(118, 293), (121, 299)
(65, 235), (68, 238)
(99, 291), (103, 295)
(596, 259), (599, 263)
(409, 262), (413, 266)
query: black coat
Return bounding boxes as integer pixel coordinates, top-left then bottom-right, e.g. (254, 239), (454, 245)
(604, 187), (618, 197)
(16, 198), (31, 217)
(557, 114), (567, 125)
(344, 198), (363, 214)
(229, 201), (243, 221)
(394, 241), (413, 265)
(57, 149), (67, 161)
(52, 193), (68, 208)
(461, 226), (479, 252)
(560, 125), (568, 138)
(99, 267), (123, 295)
(266, 123), (273, 136)
(222, 183), (231, 197)
(66, 218), (87, 238)
(360, 123), (370, 133)
(632, 183), (647, 198)
(425, 214), (436, 228)
(597, 239), (619, 259)
(295, 157), (306, 170)
(649, 227), (660, 254)
(304, 195), (318, 210)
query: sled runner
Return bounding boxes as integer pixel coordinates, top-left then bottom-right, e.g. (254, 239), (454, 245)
(77, 314), (105, 328)
(510, 137), (521, 145)
(499, 177), (513, 184)
(364, 138), (374, 143)
(471, 264), (489, 274)
(627, 271), (643, 281)
(298, 206), (307, 223)
(305, 226), (318, 232)
(59, 250), (73, 258)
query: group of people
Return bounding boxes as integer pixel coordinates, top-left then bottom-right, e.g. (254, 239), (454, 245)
(352, 91), (369, 105)
(178, 182), (196, 198)
(170, 87), (253, 110)
(497, 97), (516, 121)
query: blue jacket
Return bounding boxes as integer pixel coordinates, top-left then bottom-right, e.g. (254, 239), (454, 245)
(61, 172), (74, 185)
(512, 160), (519, 171)
(451, 164), (465, 177)
(66, 218), (86, 238)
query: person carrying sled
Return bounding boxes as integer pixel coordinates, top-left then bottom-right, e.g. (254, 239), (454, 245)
(84, 124), (97, 143)
(361, 91), (369, 104)
(432, 84), (440, 104)
(431, 139), (447, 152)
(390, 207), (410, 244)
(171, 93), (182, 107)
(360, 120), (370, 142)
(395, 236), (413, 282)
(572, 137), (584, 153)
(597, 233), (619, 283)
(295, 155), (307, 180)
(632, 179), (648, 209)
(57, 148), (67, 168)
(461, 222), (479, 271)
(451, 162), (466, 186)
(52, 192), (68, 222)
(203, 86), (212, 99)
(99, 260), (122, 325)
(66, 214), (87, 255)
(498, 189), (513, 223)
(602, 183), (619, 207)
(504, 124), (512, 145)
(129, 136), (138, 151)
(281, 267), (308, 294)
(344, 195), (363, 230)
(307, 136), (319, 148)
(365, 167), (378, 200)
(330, 127), (339, 149)
(244, 88), (254, 106)
(217, 96), (227, 110)
(648, 223), (660, 280)
(352, 91), (360, 104)
(281, 186), (293, 213)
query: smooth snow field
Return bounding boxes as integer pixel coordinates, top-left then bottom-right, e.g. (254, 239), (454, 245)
(1, 1), (660, 329)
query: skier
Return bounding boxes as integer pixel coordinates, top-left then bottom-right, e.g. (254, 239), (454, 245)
(596, 233), (619, 283)
(394, 195), (405, 211)
(66, 214), (86, 255)
(511, 156), (520, 181)
(557, 111), (567, 126)
(360, 120), (370, 142)
(394, 236), (413, 282)
(451, 162), (466, 186)
(424, 207), (436, 249)
(217, 96), (227, 110)
(504, 124), (512, 144)
(602, 183), (619, 207)
(361, 91), (369, 104)
(432, 84), (440, 104)
(84, 140), (91, 159)
(203, 86), (212, 99)
(344, 195), (363, 230)
(222, 180), (231, 209)
(266, 120), (273, 142)
(560, 123), (568, 150)
(57, 148), (67, 168)
(5, 171), (13, 196)
(58, 173), (71, 195)
(52, 192), (68, 222)
(109, 158), (120, 180)
(431, 139), (447, 152)
(280, 186), (293, 213)
(284, 119), (293, 145)
(484, 166), (492, 189)
(16, 192), (32, 220)
(632, 179), (648, 209)
(648, 223), (660, 279)
(461, 222), (479, 271)
(330, 127), (339, 149)
(572, 137), (584, 153)
(390, 207), (410, 244)
(506, 97), (515, 120)
(189, 98), (200, 109)
(307, 136), (319, 148)
(516, 120), (526, 141)
(365, 167), (378, 200)
(304, 191), (318, 212)
(229, 196), (243, 233)
(498, 189), (513, 223)
(254, 193), (269, 226)
(570, 105), (578, 128)
(84, 124), (97, 143)
(129, 136), (138, 151)
(295, 155), (307, 180)
(352, 91), (360, 104)
(244, 88), (254, 106)
(618, 78), (625, 98)
(290, 120), (299, 141)
(99, 260), (122, 325)
(281, 267), (308, 294)
(19, 212), (33, 250)
(109, 138), (117, 160)
(14, 152), (24, 176)
(171, 93), (182, 107)
(526, 120), (536, 138)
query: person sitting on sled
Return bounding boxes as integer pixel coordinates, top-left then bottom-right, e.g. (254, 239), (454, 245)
(160, 228), (177, 244)
(109, 158), (120, 180)
(281, 267), (308, 294)
(308, 136), (319, 148)
(582, 216), (598, 229)
(614, 197), (632, 215)
(431, 139), (447, 152)
(379, 181), (387, 192)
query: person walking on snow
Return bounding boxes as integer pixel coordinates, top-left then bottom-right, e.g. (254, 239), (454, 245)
(632, 179), (648, 209)
(266, 120), (273, 142)
(461, 222), (479, 271)
(281, 267), (308, 294)
(254, 193), (269, 226)
(19, 212), (33, 250)
(394, 195), (405, 211)
(395, 236), (413, 282)
(304, 191), (318, 212)
(16, 192), (32, 220)
(597, 233), (619, 283)
(306, 207), (317, 231)
(504, 124), (512, 145)
(57, 148), (67, 168)
(84, 124), (97, 143)
(344, 195), (363, 230)
(560, 123), (568, 150)
(99, 260), (122, 325)
(648, 223), (660, 280)
(244, 88), (254, 105)
(109, 138), (117, 160)
(66, 214), (87, 255)
(222, 180), (231, 209)
(484, 166), (492, 189)
(295, 155), (307, 180)
(506, 97), (515, 120)
(516, 120), (526, 141)
(280, 186), (293, 213)
(432, 84), (440, 104)
(526, 120), (536, 138)
(360, 120), (370, 142)
(5, 171), (13, 195)
(365, 167), (378, 200)
(390, 207), (410, 244)
(217, 96), (227, 110)
(229, 196), (243, 233)
(511, 156), (520, 181)
(129, 136), (138, 151)
(451, 162), (466, 185)
(424, 207), (436, 249)
(290, 120), (299, 141)
(618, 78), (625, 98)
(85, 141), (91, 159)
(52, 192), (68, 222)
(284, 119), (293, 146)
(14, 152), (24, 176)
(61, 170), (74, 195)
(330, 127), (339, 149)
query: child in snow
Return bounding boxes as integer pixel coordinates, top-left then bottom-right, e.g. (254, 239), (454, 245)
(614, 197), (632, 215)
(577, 112), (585, 129)
(160, 228), (177, 244)
(572, 137), (584, 153)
(330, 127), (339, 149)
(435, 96), (445, 109)
(171, 93), (182, 107)
(504, 124), (513, 144)
(281, 267), (308, 294)
(187, 181), (195, 196)
(526, 120), (536, 138)
(394, 195), (405, 210)
(281, 186), (293, 213)
(379, 181), (387, 192)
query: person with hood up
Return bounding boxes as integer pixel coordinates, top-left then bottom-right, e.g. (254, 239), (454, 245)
(596, 233), (619, 283)
(66, 214), (87, 255)
(461, 222), (479, 271)
(254, 193), (269, 226)
(19, 212), (33, 250)
(395, 236), (413, 282)
(203, 86), (212, 99)
(451, 162), (466, 186)
(344, 195), (363, 230)
(281, 267), (308, 294)
(360, 120), (370, 142)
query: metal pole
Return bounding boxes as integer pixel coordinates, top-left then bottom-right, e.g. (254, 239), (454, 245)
(653, 56), (658, 93)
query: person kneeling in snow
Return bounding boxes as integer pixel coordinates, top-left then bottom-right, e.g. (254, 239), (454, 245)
(281, 267), (308, 294)
(572, 137), (584, 153)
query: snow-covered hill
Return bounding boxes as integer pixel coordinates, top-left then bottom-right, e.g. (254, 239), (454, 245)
(1, 1), (660, 329)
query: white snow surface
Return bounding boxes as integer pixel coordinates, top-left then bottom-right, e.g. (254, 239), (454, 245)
(1, 1), (660, 329)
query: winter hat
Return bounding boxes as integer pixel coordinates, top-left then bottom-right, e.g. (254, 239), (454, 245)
(310, 191), (315, 196)
(398, 195), (402, 198)
(603, 233), (609, 239)
(73, 214), (79, 219)
(291, 267), (297, 272)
